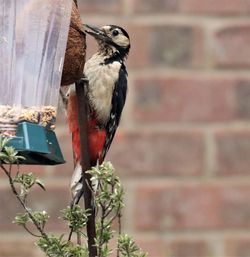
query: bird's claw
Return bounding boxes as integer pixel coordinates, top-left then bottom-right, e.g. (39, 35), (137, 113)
(76, 75), (89, 87)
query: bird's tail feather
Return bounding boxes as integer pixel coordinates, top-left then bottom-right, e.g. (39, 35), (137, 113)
(70, 161), (83, 198)
(70, 160), (99, 201)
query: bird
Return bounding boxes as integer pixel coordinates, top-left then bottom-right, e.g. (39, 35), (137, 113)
(66, 24), (130, 196)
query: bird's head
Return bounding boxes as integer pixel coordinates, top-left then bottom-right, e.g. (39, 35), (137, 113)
(85, 24), (130, 60)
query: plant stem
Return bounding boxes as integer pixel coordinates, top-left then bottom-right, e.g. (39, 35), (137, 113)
(23, 224), (41, 238)
(98, 205), (106, 257)
(0, 164), (49, 240)
(116, 213), (122, 257)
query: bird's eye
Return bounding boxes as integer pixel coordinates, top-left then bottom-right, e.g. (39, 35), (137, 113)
(112, 29), (119, 36)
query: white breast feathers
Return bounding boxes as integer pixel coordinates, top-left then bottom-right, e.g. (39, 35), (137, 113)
(84, 53), (121, 125)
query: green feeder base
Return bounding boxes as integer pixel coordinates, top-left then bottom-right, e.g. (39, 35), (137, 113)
(4, 122), (65, 165)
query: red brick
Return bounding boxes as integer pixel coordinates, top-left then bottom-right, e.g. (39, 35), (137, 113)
(127, 25), (203, 69)
(135, 185), (250, 231)
(54, 128), (74, 176)
(133, 0), (178, 14)
(55, 109), (79, 177)
(0, 165), (46, 179)
(149, 26), (203, 68)
(0, 184), (70, 231)
(225, 237), (250, 257)
(133, 77), (238, 123)
(235, 80), (250, 119)
(133, 0), (250, 15)
(168, 239), (210, 257)
(108, 130), (205, 177)
(0, 185), (24, 231)
(0, 238), (42, 257)
(220, 187), (250, 228)
(136, 237), (211, 257)
(179, 0), (250, 15)
(135, 237), (166, 257)
(127, 26), (151, 68)
(29, 186), (71, 232)
(213, 25), (250, 68)
(77, 0), (122, 14)
(215, 130), (250, 176)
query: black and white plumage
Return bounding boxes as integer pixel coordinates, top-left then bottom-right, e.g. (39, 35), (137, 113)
(102, 62), (128, 159)
(67, 24), (130, 193)
(84, 24), (130, 161)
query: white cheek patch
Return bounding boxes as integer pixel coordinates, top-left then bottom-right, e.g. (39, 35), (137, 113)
(114, 35), (129, 47)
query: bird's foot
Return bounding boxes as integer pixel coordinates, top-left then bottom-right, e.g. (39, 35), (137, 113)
(76, 75), (89, 86)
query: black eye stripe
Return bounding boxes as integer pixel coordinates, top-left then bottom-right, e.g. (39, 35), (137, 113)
(108, 25), (130, 39)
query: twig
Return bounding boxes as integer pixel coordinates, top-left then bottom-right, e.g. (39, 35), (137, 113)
(98, 204), (106, 257)
(23, 224), (42, 238)
(75, 78), (97, 257)
(0, 164), (49, 240)
(0, 163), (54, 257)
(116, 213), (122, 257)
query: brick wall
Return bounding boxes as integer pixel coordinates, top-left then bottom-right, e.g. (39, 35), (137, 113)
(1, 1), (250, 257)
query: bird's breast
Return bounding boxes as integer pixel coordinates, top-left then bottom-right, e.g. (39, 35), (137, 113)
(84, 54), (121, 125)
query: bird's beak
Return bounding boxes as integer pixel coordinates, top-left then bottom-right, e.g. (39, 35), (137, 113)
(84, 24), (110, 43)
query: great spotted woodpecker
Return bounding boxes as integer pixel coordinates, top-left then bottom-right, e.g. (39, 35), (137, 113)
(67, 24), (130, 195)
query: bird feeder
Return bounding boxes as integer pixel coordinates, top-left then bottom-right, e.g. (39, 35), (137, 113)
(0, 0), (72, 164)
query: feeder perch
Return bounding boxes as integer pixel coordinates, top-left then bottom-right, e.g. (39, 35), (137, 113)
(0, 0), (72, 164)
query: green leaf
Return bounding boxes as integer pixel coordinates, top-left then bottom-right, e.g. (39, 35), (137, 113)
(33, 211), (49, 229)
(37, 234), (89, 257)
(118, 234), (148, 257)
(14, 173), (46, 192)
(35, 179), (46, 191)
(61, 205), (90, 233)
(0, 152), (8, 159)
(0, 145), (25, 164)
(13, 213), (30, 226)
(0, 137), (10, 151)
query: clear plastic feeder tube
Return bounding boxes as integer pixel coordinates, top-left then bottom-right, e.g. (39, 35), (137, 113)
(0, 0), (72, 135)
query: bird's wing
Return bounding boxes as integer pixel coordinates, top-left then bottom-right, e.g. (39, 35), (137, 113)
(101, 64), (128, 159)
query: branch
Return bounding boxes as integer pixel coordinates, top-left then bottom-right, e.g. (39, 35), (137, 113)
(23, 224), (42, 238)
(0, 164), (49, 240)
(117, 214), (122, 257)
(75, 78), (97, 257)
